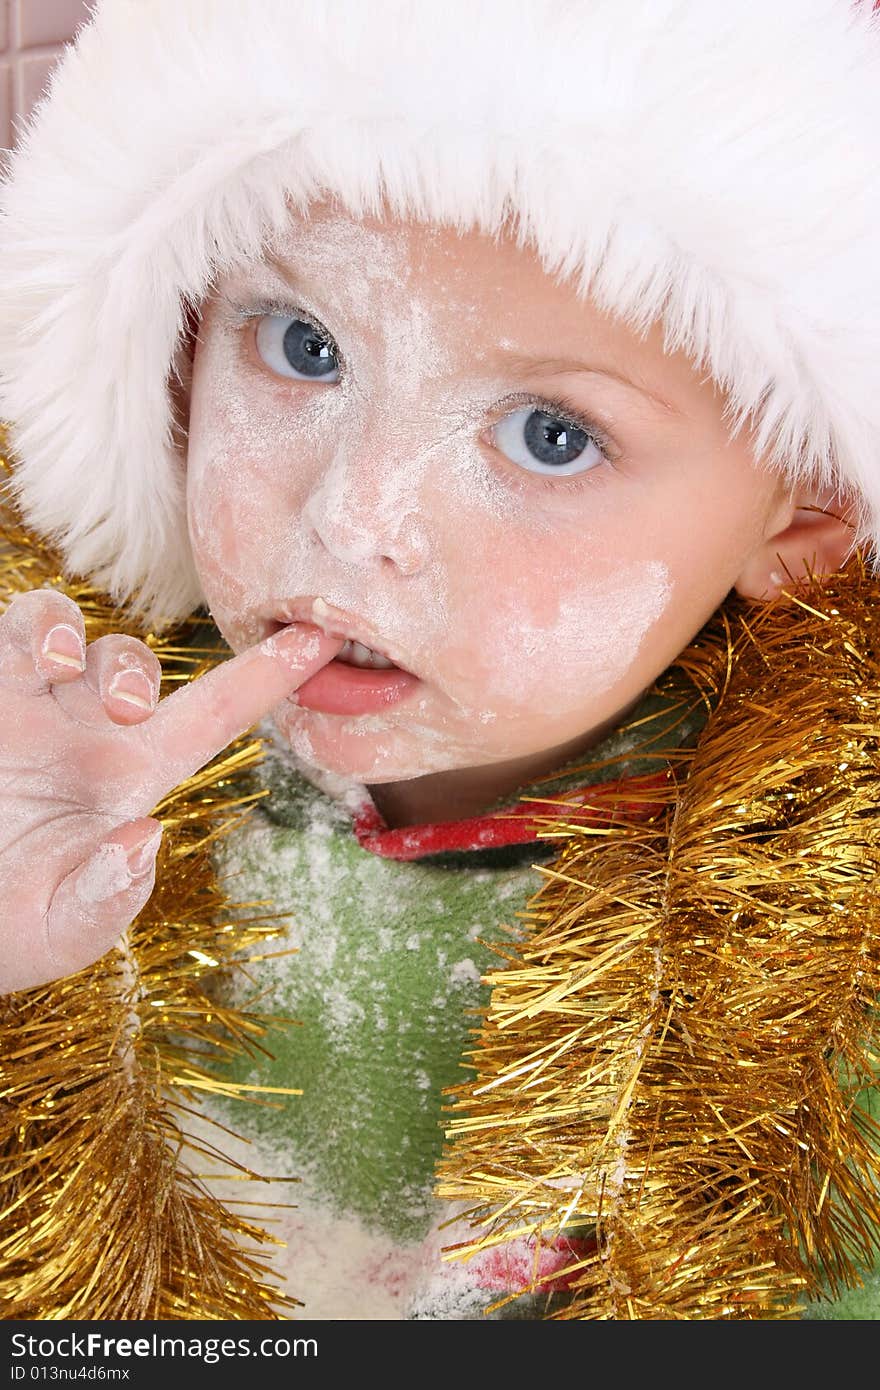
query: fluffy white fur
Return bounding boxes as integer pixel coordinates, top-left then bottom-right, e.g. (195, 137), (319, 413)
(0, 0), (878, 630)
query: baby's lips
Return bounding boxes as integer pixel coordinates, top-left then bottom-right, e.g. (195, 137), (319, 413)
(143, 621), (343, 797)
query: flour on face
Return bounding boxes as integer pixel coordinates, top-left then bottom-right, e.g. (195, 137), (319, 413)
(481, 560), (673, 703)
(185, 200), (760, 800)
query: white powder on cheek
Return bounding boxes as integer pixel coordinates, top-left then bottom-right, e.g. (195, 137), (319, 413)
(483, 560), (673, 704)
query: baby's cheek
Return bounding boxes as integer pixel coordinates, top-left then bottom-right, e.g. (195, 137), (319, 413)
(188, 464), (267, 622)
(464, 557), (674, 716)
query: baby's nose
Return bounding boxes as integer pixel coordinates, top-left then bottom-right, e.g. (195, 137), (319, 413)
(301, 451), (430, 575)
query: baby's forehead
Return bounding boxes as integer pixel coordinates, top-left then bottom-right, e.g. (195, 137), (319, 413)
(219, 199), (721, 423)
(265, 198), (576, 294)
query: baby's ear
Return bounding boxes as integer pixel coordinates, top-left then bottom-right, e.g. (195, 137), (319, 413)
(733, 477), (859, 601)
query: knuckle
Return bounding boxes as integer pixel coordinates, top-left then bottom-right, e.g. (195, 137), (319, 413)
(2, 588), (83, 643)
(0, 591), (85, 689)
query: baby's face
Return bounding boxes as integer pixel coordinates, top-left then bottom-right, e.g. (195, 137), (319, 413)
(185, 201), (789, 797)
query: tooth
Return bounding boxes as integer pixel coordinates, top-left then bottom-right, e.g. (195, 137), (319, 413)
(333, 635), (397, 669)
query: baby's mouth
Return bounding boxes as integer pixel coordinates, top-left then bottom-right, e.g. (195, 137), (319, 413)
(293, 647), (419, 716)
(267, 595), (406, 669)
(265, 595), (420, 715)
(335, 638), (396, 671)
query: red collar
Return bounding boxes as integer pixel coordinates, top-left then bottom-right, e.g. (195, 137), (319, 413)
(351, 768), (674, 861)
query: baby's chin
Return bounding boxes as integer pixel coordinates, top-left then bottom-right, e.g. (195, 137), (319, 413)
(271, 703), (486, 785)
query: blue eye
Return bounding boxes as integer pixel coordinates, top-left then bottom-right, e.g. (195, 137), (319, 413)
(254, 314), (340, 382)
(491, 404), (607, 477)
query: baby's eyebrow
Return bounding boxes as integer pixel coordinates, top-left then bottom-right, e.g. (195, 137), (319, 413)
(496, 351), (682, 417)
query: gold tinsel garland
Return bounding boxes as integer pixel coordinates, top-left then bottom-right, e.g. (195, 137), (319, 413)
(436, 556), (880, 1318)
(0, 439), (300, 1319)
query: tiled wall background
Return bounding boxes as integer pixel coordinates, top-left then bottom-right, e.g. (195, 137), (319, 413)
(0, 0), (91, 153)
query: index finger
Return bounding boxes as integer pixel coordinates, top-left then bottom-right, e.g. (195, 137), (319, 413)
(138, 622), (342, 799)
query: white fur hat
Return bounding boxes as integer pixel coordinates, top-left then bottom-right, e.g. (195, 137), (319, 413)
(1, 0), (879, 630)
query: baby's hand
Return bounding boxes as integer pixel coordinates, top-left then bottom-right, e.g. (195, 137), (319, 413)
(0, 588), (342, 993)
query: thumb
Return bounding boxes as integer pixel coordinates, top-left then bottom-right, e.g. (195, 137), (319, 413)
(41, 819), (164, 986)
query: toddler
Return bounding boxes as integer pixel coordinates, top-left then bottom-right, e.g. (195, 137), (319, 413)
(0, 0), (878, 1319)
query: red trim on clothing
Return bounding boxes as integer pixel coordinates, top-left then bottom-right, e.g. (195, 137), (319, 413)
(469, 1232), (597, 1294)
(351, 768), (674, 860)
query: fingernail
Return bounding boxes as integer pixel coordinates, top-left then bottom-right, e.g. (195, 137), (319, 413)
(109, 670), (157, 710)
(127, 828), (162, 877)
(42, 623), (86, 670)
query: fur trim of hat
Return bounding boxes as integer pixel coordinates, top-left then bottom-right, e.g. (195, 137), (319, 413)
(0, 0), (879, 630)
